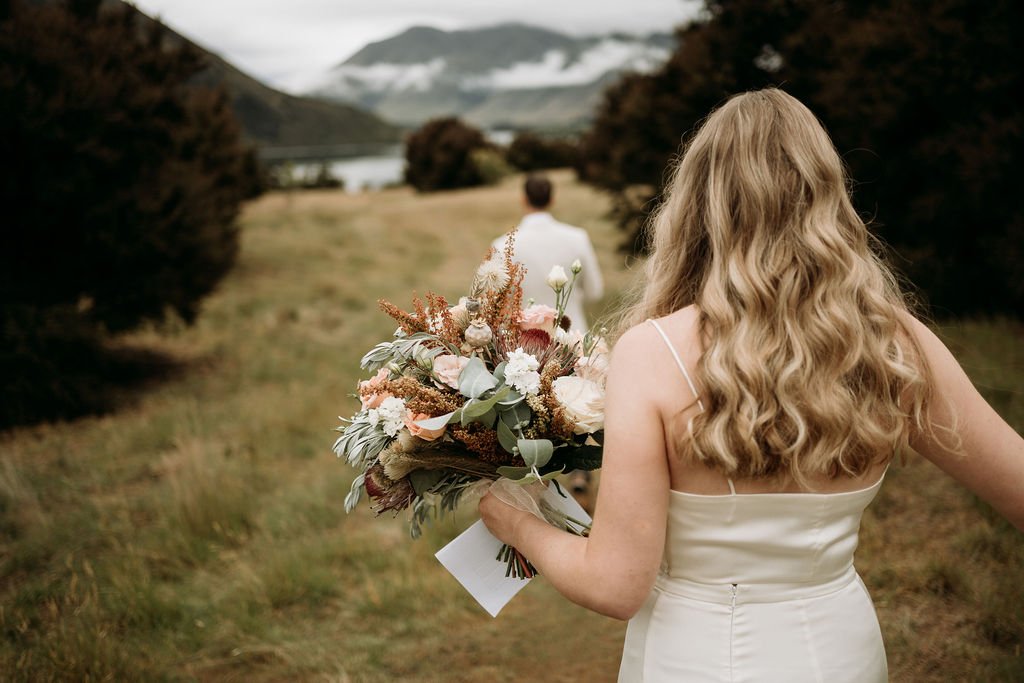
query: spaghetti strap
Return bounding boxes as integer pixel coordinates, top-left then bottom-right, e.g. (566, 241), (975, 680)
(647, 318), (705, 412)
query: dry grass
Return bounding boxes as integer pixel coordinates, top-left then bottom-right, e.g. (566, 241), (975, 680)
(0, 171), (1020, 681)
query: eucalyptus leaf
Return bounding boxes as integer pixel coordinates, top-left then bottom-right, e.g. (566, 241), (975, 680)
(517, 439), (554, 469)
(459, 399), (476, 427)
(496, 465), (532, 480)
(492, 361), (507, 384)
(498, 401), (531, 430)
(538, 468), (564, 482)
(458, 356), (498, 398)
(497, 419), (518, 453)
(496, 389), (524, 407)
(479, 407), (497, 429)
(460, 385), (510, 419)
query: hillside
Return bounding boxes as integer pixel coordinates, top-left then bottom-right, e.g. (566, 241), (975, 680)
(188, 51), (400, 150)
(72, 0), (401, 149)
(313, 23), (674, 129)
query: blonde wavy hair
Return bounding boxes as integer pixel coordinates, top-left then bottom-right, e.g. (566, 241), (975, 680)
(621, 88), (933, 485)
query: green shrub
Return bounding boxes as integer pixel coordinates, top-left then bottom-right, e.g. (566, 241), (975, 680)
(470, 148), (515, 185)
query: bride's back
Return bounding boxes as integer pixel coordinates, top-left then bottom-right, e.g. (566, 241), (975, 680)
(643, 306), (891, 496)
(615, 88), (932, 495)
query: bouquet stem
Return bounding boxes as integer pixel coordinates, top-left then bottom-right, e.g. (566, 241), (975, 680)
(498, 543), (537, 579)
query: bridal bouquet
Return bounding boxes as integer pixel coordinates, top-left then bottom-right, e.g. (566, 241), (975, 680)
(334, 233), (605, 577)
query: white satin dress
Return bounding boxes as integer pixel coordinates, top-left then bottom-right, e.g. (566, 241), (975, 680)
(618, 321), (889, 682)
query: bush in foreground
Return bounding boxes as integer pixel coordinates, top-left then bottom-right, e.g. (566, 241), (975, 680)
(0, 0), (260, 426)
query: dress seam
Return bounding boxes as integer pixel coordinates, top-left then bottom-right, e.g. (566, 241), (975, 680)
(800, 600), (824, 683)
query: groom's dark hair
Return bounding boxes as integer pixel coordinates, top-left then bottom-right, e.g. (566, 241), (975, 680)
(524, 174), (552, 209)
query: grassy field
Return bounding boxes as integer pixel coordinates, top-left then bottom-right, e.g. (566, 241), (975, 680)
(1, 171), (1021, 681)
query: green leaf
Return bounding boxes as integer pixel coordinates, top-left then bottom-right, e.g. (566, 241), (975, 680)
(496, 418), (518, 453)
(538, 468), (564, 482)
(458, 356), (498, 398)
(499, 401), (531, 430)
(409, 469), (445, 495)
(496, 465), (532, 480)
(517, 439), (554, 469)
(496, 389), (524, 407)
(492, 361), (507, 384)
(414, 411), (456, 430)
(460, 385), (510, 419)
(479, 407), (497, 429)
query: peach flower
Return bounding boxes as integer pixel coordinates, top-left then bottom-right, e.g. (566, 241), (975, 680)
(358, 368), (392, 409)
(520, 304), (557, 333)
(405, 412), (446, 441)
(432, 354), (469, 389)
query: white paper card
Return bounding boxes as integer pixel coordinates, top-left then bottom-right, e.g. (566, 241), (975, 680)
(435, 484), (592, 617)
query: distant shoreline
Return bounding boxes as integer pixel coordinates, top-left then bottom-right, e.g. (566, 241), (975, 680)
(257, 142), (403, 163)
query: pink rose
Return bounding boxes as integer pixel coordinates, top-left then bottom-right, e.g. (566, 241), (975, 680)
(432, 354), (469, 389)
(405, 412), (446, 441)
(520, 304), (557, 333)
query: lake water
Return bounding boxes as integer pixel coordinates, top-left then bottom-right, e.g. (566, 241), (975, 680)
(280, 129), (516, 193)
(283, 148), (404, 193)
(328, 153), (405, 193)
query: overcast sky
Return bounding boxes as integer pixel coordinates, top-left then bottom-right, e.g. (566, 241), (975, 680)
(129, 0), (702, 93)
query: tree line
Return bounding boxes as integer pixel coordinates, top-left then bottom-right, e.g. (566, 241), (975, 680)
(577, 0), (1023, 316)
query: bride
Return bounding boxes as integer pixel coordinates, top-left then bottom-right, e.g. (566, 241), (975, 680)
(479, 88), (1024, 681)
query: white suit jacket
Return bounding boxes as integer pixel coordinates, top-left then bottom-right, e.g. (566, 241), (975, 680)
(492, 212), (604, 331)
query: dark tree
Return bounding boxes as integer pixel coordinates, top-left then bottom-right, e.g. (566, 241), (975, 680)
(404, 117), (490, 192)
(0, 0), (260, 426)
(506, 132), (578, 172)
(579, 0), (1024, 315)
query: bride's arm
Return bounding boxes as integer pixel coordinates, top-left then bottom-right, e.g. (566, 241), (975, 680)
(479, 326), (670, 620)
(906, 317), (1024, 530)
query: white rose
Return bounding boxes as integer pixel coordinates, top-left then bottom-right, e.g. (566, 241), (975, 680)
(552, 376), (604, 434)
(546, 265), (568, 290)
(570, 259), (582, 274)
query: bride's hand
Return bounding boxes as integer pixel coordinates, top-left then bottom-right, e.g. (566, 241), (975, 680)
(479, 490), (531, 546)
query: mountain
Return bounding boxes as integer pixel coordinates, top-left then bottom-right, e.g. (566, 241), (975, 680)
(312, 23), (674, 131)
(43, 0), (401, 152)
(188, 48), (400, 152)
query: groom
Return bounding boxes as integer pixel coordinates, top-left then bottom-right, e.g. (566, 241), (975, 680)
(492, 173), (604, 333)
(493, 174), (604, 512)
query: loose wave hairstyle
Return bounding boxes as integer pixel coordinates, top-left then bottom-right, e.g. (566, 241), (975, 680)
(622, 88), (933, 485)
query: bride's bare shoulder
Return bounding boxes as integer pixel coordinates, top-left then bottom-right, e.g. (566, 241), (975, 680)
(612, 306), (702, 370)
